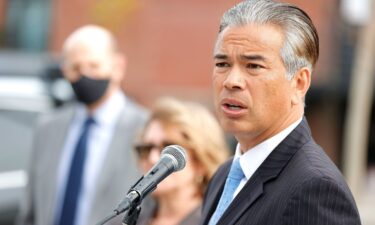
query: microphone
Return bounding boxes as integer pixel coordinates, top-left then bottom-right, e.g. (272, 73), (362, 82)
(114, 145), (187, 215)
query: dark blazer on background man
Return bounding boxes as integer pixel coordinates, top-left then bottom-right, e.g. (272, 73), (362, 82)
(201, 118), (361, 225)
(18, 97), (148, 225)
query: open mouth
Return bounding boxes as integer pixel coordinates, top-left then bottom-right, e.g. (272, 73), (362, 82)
(220, 99), (247, 117)
(223, 103), (244, 110)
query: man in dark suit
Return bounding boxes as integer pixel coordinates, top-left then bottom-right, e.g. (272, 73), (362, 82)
(201, 1), (361, 225)
(17, 25), (148, 225)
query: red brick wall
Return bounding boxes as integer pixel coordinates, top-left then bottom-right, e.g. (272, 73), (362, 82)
(0, 0), (7, 29)
(49, 0), (342, 163)
(50, 0), (339, 105)
(50, 0), (244, 106)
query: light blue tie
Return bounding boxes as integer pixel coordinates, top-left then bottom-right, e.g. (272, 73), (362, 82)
(209, 158), (245, 225)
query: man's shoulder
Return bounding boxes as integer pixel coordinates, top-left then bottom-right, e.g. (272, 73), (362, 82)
(281, 118), (344, 183)
(124, 98), (148, 116)
(111, 98), (149, 141)
(36, 104), (75, 128)
(287, 139), (347, 186)
(119, 97), (149, 125)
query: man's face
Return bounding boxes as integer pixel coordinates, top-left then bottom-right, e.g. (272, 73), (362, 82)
(62, 43), (117, 83)
(212, 24), (299, 150)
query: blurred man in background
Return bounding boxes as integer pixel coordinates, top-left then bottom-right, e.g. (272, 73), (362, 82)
(17, 25), (148, 225)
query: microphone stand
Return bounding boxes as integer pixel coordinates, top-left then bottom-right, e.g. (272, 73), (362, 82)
(95, 200), (142, 225)
(95, 190), (141, 225)
(122, 205), (142, 225)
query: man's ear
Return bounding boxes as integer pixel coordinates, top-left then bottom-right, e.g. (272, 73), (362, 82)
(113, 53), (127, 83)
(291, 67), (311, 105)
(60, 61), (77, 82)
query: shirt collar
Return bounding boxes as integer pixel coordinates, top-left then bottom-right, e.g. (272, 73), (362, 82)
(74, 90), (126, 128)
(234, 117), (303, 180)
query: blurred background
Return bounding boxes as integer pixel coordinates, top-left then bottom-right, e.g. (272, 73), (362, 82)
(0, 0), (374, 224)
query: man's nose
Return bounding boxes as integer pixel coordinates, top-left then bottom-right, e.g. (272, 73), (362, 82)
(223, 67), (246, 90)
(147, 148), (161, 164)
(77, 65), (92, 76)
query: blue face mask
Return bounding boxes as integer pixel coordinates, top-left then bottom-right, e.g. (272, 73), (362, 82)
(70, 75), (110, 105)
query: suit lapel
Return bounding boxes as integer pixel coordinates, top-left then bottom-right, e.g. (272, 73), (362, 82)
(88, 109), (128, 225)
(42, 107), (75, 225)
(201, 159), (232, 225)
(88, 105), (143, 225)
(217, 118), (312, 225)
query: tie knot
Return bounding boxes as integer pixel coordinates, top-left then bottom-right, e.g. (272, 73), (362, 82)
(228, 158), (244, 180)
(84, 117), (95, 128)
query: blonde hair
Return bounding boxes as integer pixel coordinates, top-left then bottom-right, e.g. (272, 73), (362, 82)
(142, 97), (230, 195)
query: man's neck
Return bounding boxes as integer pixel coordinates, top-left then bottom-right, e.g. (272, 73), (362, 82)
(237, 112), (303, 152)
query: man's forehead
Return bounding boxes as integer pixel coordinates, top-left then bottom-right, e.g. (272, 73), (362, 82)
(64, 40), (114, 60)
(214, 24), (284, 55)
(63, 28), (115, 55)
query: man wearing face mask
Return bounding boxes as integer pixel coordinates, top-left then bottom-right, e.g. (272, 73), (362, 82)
(17, 25), (148, 225)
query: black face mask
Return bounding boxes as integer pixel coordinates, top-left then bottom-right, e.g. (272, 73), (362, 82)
(70, 75), (110, 105)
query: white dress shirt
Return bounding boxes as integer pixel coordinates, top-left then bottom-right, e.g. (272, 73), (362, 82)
(232, 118), (303, 198)
(54, 91), (126, 225)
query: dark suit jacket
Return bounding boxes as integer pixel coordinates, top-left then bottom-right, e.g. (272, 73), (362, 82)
(201, 118), (361, 225)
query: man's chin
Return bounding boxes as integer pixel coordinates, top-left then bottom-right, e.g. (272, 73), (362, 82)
(220, 119), (245, 134)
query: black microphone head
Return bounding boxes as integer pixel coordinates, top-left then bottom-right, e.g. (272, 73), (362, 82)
(161, 145), (187, 171)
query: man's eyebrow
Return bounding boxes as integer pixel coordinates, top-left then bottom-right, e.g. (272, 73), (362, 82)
(213, 54), (228, 60)
(213, 54), (268, 62)
(241, 54), (267, 61)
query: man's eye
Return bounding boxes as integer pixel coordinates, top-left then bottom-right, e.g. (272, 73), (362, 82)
(215, 62), (230, 68)
(247, 63), (263, 69)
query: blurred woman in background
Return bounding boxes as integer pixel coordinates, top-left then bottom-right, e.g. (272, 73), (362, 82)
(134, 97), (230, 225)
